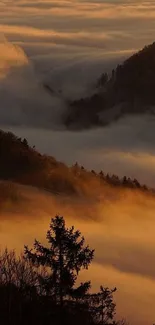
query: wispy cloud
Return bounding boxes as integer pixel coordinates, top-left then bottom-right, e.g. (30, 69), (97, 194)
(1, 0), (155, 51)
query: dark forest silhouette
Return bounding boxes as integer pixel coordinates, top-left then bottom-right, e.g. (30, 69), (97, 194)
(0, 216), (125, 325)
(66, 42), (155, 128)
(0, 129), (151, 199)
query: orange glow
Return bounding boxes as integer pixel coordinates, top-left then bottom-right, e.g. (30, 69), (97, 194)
(1, 182), (155, 324)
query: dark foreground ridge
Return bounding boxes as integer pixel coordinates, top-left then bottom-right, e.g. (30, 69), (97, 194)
(65, 42), (155, 129)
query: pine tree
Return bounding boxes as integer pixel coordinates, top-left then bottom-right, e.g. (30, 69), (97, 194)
(24, 215), (94, 307)
(86, 286), (117, 325)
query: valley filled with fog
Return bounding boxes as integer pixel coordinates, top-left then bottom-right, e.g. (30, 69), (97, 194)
(1, 1), (155, 324)
(1, 39), (155, 187)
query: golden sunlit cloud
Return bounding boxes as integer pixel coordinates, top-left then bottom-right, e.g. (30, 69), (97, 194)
(1, 181), (155, 325)
(0, 39), (28, 79)
(1, 2), (155, 325)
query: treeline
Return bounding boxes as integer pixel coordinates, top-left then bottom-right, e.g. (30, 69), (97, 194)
(0, 129), (151, 198)
(0, 130), (76, 195)
(67, 41), (155, 128)
(0, 216), (125, 325)
(97, 42), (155, 107)
(72, 163), (149, 192)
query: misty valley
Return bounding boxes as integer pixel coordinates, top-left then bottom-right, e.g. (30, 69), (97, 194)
(1, 0), (155, 323)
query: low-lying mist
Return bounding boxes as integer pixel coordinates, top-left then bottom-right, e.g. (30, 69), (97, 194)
(3, 114), (155, 187)
(0, 38), (128, 128)
(0, 39), (67, 127)
(1, 181), (155, 325)
(1, 40), (155, 187)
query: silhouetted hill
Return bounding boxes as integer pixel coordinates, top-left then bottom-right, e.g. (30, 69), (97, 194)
(0, 130), (79, 196)
(0, 130), (152, 199)
(65, 42), (155, 128)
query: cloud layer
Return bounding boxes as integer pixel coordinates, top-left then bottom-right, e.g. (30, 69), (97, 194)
(1, 0), (155, 123)
(3, 115), (155, 187)
(1, 182), (155, 325)
(1, 4), (155, 324)
(1, 0), (155, 99)
(1, 0), (155, 51)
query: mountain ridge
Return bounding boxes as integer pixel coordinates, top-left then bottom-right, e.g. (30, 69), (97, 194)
(0, 129), (152, 202)
(63, 42), (155, 129)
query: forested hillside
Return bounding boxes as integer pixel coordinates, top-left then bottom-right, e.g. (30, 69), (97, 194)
(0, 129), (150, 199)
(65, 42), (155, 128)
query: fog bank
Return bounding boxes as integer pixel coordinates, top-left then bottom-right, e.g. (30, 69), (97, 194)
(1, 182), (155, 325)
